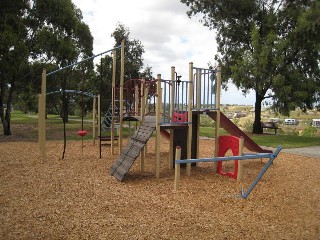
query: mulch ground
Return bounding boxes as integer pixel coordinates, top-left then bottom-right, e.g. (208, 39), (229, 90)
(0, 137), (319, 239)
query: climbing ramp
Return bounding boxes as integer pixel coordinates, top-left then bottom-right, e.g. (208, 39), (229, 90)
(110, 121), (156, 181)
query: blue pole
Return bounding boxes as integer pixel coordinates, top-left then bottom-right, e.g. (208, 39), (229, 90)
(175, 145), (283, 199)
(241, 146), (283, 199)
(47, 45), (121, 76)
(175, 151), (279, 164)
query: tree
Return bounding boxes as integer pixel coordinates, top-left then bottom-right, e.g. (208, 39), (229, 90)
(0, 0), (93, 135)
(181, 0), (320, 133)
(30, 0), (93, 123)
(0, 0), (29, 135)
(111, 23), (145, 83)
(95, 23), (148, 113)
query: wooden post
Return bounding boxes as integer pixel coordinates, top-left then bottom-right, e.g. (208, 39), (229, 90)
(237, 137), (244, 181)
(174, 146), (181, 191)
(38, 94), (46, 160)
(155, 74), (162, 178)
(135, 85), (139, 116)
(119, 40), (125, 154)
(214, 66), (222, 172)
(139, 78), (146, 169)
(92, 96), (96, 145)
(170, 66), (175, 121)
(145, 83), (150, 115)
(195, 67), (201, 166)
(111, 49), (117, 155)
(196, 68), (201, 109)
(169, 66), (175, 169)
(190, 62), (201, 165)
(186, 63), (194, 176)
(98, 94), (101, 149)
(169, 129), (174, 169)
(38, 68), (46, 160)
(140, 78), (146, 123)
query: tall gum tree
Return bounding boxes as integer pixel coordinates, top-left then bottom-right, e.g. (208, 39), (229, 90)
(0, 0), (93, 135)
(0, 0), (29, 135)
(181, 0), (320, 133)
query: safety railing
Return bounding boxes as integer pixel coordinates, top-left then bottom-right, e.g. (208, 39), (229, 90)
(192, 66), (219, 111)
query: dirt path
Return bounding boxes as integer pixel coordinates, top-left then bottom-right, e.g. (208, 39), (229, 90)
(0, 138), (319, 239)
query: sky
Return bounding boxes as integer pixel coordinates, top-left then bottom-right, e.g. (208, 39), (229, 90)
(72, 0), (256, 105)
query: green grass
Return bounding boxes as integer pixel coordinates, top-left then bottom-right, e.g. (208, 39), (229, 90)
(11, 111), (38, 124)
(6, 110), (320, 148)
(199, 127), (228, 138)
(199, 126), (320, 148)
(250, 134), (320, 148)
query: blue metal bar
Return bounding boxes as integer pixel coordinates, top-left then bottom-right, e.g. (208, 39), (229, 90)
(175, 145), (283, 199)
(47, 45), (121, 76)
(175, 150), (279, 164)
(241, 145), (283, 199)
(46, 89), (95, 98)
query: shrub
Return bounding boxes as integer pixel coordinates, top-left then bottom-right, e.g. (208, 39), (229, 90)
(200, 115), (215, 127)
(285, 128), (299, 136)
(301, 126), (317, 137)
(242, 120), (253, 132)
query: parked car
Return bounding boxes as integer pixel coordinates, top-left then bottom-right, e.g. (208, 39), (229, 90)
(284, 118), (298, 125)
(311, 119), (320, 127)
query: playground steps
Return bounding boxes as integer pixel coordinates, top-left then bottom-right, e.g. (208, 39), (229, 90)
(207, 111), (272, 153)
(110, 122), (156, 181)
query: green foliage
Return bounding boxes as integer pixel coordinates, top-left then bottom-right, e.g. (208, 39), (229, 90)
(301, 126), (317, 137)
(0, 0), (94, 135)
(111, 23), (145, 82)
(285, 127), (299, 136)
(242, 119), (253, 132)
(200, 115), (215, 127)
(181, 0), (320, 133)
(0, 0), (30, 135)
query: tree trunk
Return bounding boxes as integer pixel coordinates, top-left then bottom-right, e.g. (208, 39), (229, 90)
(0, 77), (14, 136)
(0, 104), (11, 135)
(252, 92), (263, 134)
(61, 91), (69, 123)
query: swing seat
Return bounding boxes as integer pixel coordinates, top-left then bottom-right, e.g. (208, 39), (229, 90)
(78, 130), (88, 137)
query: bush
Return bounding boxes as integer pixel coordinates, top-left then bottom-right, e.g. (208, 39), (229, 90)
(301, 126), (317, 137)
(200, 115), (215, 127)
(285, 128), (299, 136)
(242, 120), (253, 132)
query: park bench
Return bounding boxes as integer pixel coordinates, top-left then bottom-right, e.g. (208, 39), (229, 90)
(261, 122), (279, 135)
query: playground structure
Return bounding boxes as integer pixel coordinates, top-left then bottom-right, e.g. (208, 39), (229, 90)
(108, 62), (282, 198)
(37, 40), (282, 199)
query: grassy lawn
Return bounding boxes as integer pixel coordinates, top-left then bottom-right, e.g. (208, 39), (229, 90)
(199, 126), (320, 148)
(3, 110), (320, 148)
(250, 134), (320, 148)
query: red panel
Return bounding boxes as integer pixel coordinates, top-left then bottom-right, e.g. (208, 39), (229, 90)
(217, 135), (240, 179)
(173, 111), (188, 122)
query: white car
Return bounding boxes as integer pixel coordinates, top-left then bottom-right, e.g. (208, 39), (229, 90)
(284, 118), (297, 125)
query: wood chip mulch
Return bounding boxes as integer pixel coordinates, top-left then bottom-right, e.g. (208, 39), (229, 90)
(0, 137), (319, 239)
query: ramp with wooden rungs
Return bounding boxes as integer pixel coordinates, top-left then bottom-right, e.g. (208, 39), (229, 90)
(110, 122), (156, 181)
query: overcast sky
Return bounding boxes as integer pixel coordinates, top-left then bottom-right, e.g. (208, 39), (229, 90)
(72, 0), (256, 105)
